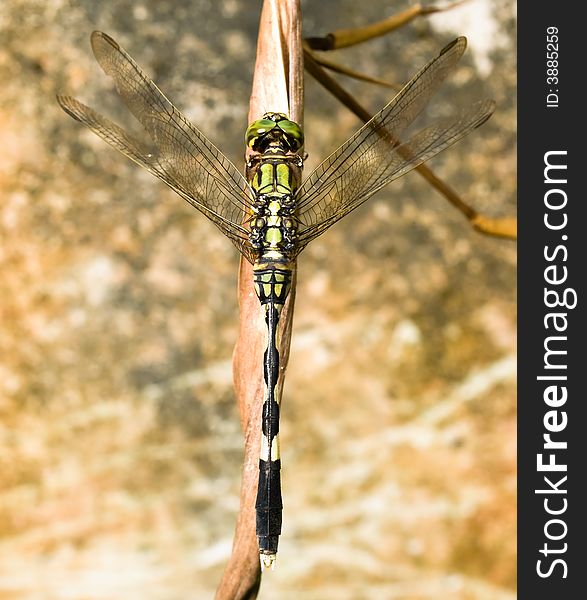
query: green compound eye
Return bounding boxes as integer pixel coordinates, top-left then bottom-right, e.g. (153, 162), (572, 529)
(245, 119), (277, 148)
(245, 116), (304, 152)
(277, 119), (304, 150)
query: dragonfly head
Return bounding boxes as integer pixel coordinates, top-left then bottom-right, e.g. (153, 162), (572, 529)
(245, 113), (304, 153)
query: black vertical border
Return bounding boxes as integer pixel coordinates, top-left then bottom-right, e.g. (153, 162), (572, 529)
(518, 3), (585, 598)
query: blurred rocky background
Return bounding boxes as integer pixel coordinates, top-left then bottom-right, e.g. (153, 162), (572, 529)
(0, 0), (515, 598)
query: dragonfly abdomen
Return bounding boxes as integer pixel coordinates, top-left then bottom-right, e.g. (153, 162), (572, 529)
(252, 265), (292, 567)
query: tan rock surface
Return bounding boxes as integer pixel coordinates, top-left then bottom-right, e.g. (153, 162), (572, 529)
(1, 1), (515, 598)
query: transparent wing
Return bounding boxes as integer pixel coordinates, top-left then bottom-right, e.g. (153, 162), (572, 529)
(57, 31), (256, 262)
(295, 37), (494, 252)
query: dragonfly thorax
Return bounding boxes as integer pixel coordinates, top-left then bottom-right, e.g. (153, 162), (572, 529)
(246, 114), (303, 262)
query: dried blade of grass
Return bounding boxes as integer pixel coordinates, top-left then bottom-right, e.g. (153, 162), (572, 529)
(215, 1), (303, 598)
(308, 49), (401, 89)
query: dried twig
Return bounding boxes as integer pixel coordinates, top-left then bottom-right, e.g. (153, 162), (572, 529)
(305, 1), (469, 50)
(215, 1), (303, 598)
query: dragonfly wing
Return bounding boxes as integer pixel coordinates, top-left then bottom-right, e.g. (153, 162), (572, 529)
(58, 31), (256, 262)
(295, 99), (495, 248)
(294, 37), (492, 251)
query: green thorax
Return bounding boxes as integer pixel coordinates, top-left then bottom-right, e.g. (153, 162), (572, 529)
(245, 113), (303, 265)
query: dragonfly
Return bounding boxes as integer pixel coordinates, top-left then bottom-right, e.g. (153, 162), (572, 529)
(57, 31), (494, 569)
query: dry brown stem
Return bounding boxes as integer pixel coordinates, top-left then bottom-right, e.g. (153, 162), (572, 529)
(305, 1), (469, 50)
(215, 1), (303, 598)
